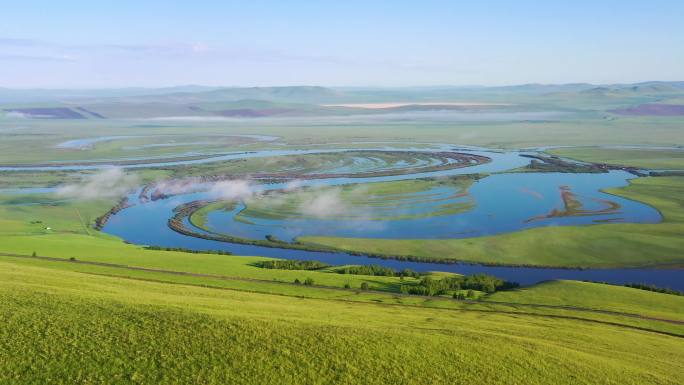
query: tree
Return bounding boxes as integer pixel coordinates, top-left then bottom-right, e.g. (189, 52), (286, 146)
(360, 282), (369, 291)
(304, 277), (314, 286)
(294, 278), (301, 285)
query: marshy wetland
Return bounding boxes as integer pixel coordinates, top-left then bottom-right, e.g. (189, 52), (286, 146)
(2, 121), (683, 288)
(58, 143), (672, 289)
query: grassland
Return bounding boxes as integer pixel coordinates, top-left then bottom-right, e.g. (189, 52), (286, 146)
(2, 256), (683, 384)
(301, 176), (684, 268)
(2, 237), (684, 334)
(0, 193), (117, 236)
(2, 87), (684, 384)
(1, 184), (682, 383)
(0, 169), (170, 189)
(487, 280), (684, 322)
(161, 150), (477, 180)
(2, 110), (684, 166)
(547, 147), (684, 170)
(0, 128), (272, 165)
(190, 200), (236, 228)
(227, 177), (474, 223)
(0, 233), (417, 291)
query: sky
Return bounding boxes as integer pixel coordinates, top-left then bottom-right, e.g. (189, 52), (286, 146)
(1, 0), (683, 88)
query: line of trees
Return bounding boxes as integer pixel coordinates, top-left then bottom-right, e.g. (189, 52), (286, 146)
(144, 246), (232, 255)
(94, 197), (131, 230)
(624, 282), (682, 296)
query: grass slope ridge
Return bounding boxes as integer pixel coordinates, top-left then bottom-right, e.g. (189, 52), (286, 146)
(486, 280), (684, 322)
(2, 262), (683, 385)
(300, 176), (684, 268)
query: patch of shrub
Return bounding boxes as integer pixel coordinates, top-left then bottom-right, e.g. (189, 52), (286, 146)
(335, 265), (419, 278)
(624, 282), (682, 296)
(256, 259), (331, 270)
(403, 274), (518, 296)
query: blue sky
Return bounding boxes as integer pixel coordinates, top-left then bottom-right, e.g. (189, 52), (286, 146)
(1, 0), (682, 87)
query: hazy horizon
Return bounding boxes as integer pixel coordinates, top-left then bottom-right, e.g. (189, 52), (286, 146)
(2, 80), (683, 92)
(2, 1), (683, 88)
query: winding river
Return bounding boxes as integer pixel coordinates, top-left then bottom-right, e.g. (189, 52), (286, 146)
(95, 146), (683, 290)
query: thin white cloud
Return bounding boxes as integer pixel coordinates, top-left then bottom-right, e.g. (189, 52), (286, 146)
(57, 167), (138, 200)
(208, 180), (259, 201)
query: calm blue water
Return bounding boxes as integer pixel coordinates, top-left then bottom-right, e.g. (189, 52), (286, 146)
(102, 210), (684, 290)
(100, 149), (682, 290)
(203, 172), (660, 241)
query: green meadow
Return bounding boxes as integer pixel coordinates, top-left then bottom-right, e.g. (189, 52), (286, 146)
(0, 193), (116, 236)
(487, 279), (684, 322)
(2, 85), (684, 384)
(2, 111), (684, 166)
(2, 257), (683, 385)
(192, 178), (475, 229)
(547, 147), (684, 170)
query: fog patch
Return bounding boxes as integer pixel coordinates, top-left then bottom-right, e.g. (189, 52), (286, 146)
(57, 167), (138, 199)
(208, 180), (260, 201)
(154, 178), (201, 196)
(297, 184), (372, 219)
(299, 188), (348, 218)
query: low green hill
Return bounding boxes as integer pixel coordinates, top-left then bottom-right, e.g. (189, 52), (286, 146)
(487, 280), (684, 322)
(2, 261), (682, 385)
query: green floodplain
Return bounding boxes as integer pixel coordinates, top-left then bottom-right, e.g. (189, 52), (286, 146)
(547, 147), (684, 170)
(301, 176), (684, 268)
(191, 177), (475, 226)
(1, 84), (684, 383)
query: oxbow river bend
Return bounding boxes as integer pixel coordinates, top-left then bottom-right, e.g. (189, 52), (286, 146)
(97, 146), (682, 290)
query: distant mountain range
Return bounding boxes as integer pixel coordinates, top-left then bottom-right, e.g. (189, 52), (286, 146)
(2, 81), (683, 119)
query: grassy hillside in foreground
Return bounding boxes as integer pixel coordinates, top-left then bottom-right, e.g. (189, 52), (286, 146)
(0, 233), (415, 291)
(1, 243), (683, 337)
(486, 280), (684, 321)
(301, 176), (684, 268)
(2, 261), (683, 385)
(547, 147), (684, 170)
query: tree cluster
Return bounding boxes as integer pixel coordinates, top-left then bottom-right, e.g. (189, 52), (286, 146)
(402, 274), (518, 296)
(258, 259), (330, 270)
(335, 264), (419, 278)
